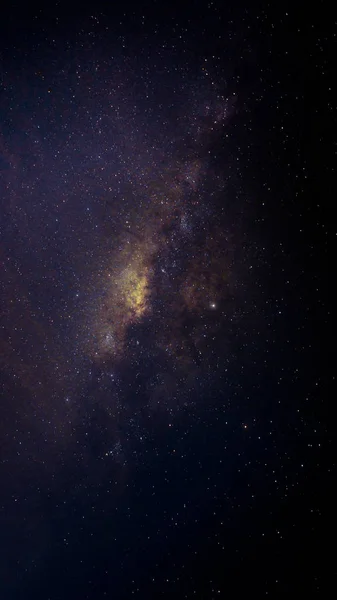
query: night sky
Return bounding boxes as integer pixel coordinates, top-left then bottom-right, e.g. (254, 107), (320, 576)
(0, 2), (334, 598)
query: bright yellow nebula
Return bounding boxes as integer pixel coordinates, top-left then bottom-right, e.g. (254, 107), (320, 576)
(90, 239), (154, 360)
(121, 263), (149, 318)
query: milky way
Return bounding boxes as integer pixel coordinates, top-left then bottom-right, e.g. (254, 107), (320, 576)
(0, 39), (254, 479)
(1, 5), (331, 598)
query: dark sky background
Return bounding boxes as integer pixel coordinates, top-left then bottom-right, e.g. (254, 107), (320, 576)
(0, 2), (334, 598)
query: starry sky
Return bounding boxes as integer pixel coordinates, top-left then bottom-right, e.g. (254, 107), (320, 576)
(0, 2), (334, 598)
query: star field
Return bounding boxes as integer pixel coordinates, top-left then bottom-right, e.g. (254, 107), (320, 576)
(0, 2), (333, 599)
